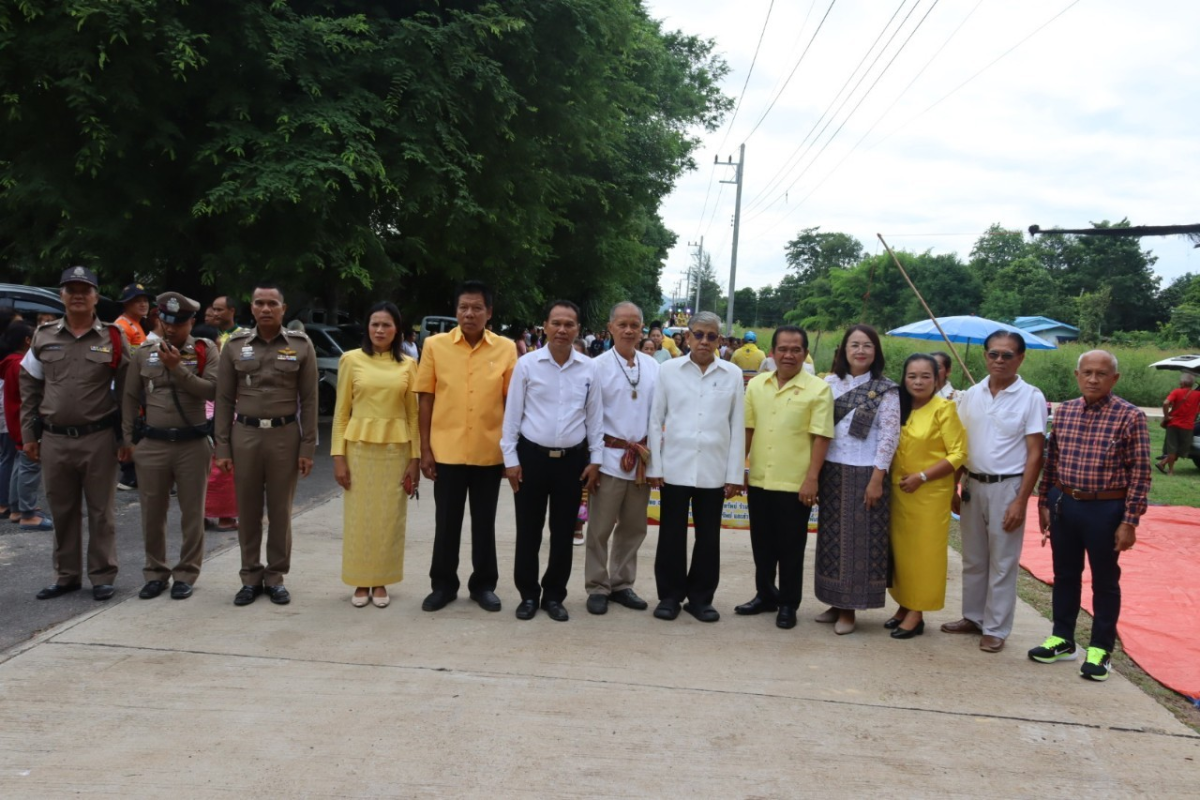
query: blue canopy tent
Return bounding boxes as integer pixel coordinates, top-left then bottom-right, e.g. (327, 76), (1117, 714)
(886, 315), (1056, 385)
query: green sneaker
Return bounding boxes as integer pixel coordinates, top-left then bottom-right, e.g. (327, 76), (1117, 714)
(1028, 635), (1078, 663)
(1080, 647), (1111, 681)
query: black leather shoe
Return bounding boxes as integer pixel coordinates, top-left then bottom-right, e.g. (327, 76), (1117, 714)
(586, 594), (609, 615)
(35, 583), (81, 600)
(542, 599), (569, 621)
(422, 589), (456, 612)
(264, 585), (290, 605)
(735, 595), (778, 615)
(234, 584), (263, 606)
(883, 615), (904, 629)
(515, 598), (538, 620)
(139, 580), (169, 599)
(776, 606), (797, 629)
(93, 584), (116, 601)
(684, 602), (720, 623)
(469, 590), (501, 612)
(653, 599), (681, 620)
(891, 619), (925, 639)
(171, 581), (193, 600)
(609, 588), (648, 610)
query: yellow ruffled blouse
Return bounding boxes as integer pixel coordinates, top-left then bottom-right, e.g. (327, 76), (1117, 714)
(330, 348), (420, 457)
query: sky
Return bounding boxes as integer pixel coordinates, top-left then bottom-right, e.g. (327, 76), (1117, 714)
(643, 0), (1200, 311)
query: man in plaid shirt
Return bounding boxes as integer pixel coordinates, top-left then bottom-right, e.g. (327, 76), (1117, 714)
(1029, 350), (1150, 682)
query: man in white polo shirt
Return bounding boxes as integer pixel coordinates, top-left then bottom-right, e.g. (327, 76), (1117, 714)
(944, 330), (1046, 653)
(584, 301), (659, 615)
(647, 311), (745, 623)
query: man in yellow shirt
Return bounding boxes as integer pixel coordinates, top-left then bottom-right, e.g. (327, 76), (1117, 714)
(416, 280), (518, 614)
(730, 331), (765, 376)
(738, 326), (834, 629)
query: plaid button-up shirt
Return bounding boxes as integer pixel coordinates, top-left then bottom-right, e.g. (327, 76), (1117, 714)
(1038, 393), (1151, 526)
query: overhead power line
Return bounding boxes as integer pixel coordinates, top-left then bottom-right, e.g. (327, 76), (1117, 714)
(713, 0), (776, 156)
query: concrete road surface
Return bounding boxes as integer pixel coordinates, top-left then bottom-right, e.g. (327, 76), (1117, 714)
(0, 483), (1196, 797)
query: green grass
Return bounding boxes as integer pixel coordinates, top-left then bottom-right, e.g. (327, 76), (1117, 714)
(1147, 424), (1200, 507)
(737, 326), (1188, 406)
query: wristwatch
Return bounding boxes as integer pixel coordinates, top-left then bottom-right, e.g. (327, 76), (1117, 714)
(919, 471), (929, 483)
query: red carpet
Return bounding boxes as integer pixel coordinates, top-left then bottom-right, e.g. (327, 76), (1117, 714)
(1020, 498), (1200, 700)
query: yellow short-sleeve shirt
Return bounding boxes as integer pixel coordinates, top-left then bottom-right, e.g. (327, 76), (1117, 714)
(414, 327), (517, 466)
(745, 369), (835, 492)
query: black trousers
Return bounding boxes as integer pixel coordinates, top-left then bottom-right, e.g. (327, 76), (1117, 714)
(1047, 487), (1124, 652)
(513, 439), (587, 603)
(655, 483), (724, 605)
(747, 486), (810, 609)
(429, 463), (503, 595)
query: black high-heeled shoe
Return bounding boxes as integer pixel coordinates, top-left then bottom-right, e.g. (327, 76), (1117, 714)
(890, 619), (925, 639)
(883, 615), (904, 629)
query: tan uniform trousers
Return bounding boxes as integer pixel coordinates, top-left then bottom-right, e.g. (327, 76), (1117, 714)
(584, 472), (651, 595)
(232, 421), (300, 586)
(134, 437), (212, 583)
(41, 429), (119, 586)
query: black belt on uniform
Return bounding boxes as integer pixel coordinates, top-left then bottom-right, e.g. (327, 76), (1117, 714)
(141, 423), (212, 442)
(518, 435), (586, 459)
(42, 415), (118, 438)
(235, 413), (297, 429)
(966, 471), (1024, 484)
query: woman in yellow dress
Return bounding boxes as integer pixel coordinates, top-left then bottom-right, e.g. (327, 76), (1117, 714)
(332, 302), (421, 608)
(887, 354), (967, 638)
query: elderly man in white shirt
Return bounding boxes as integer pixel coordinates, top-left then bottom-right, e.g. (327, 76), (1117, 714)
(501, 300), (603, 622)
(944, 330), (1046, 653)
(647, 311), (745, 623)
(584, 301), (660, 616)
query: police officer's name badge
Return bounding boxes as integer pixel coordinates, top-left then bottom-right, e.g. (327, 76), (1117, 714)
(240, 345), (255, 360)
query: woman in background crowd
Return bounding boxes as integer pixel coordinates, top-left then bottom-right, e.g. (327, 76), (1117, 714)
(932, 351), (956, 400)
(886, 354), (967, 638)
(814, 325), (900, 635)
(332, 302), (421, 609)
(639, 337), (657, 357)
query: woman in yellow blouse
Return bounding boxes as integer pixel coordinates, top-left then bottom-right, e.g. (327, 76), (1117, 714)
(332, 302), (421, 608)
(886, 354), (968, 638)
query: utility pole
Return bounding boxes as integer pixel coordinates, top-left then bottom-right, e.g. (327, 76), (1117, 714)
(687, 236), (704, 312)
(717, 144), (745, 333)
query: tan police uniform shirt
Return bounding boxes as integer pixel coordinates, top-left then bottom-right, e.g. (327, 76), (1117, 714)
(20, 317), (131, 443)
(213, 327), (319, 460)
(121, 337), (218, 441)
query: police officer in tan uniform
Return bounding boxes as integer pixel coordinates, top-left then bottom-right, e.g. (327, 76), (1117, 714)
(214, 284), (318, 606)
(20, 266), (131, 601)
(122, 292), (217, 600)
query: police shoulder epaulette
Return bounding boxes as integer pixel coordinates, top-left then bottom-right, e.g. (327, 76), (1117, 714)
(283, 329), (310, 338)
(229, 329), (253, 340)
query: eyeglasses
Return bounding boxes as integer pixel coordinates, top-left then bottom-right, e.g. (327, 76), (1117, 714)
(986, 350), (1018, 362)
(689, 331), (720, 342)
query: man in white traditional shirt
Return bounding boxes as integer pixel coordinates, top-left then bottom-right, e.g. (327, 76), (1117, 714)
(584, 301), (659, 615)
(944, 330), (1046, 653)
(647, 311), (745, 623)
(501, 299), (603, 622)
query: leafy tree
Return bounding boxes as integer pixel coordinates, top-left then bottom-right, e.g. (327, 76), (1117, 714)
(979, 256), (1058, 322)
(688, 249), (725, 318)
(1076, 285), (1112, 343)
(1167, 304), (1200, 347)
(968, 224), (1028, 287)
(784, 227), (865, 283)
(1158, 272), (1200, 311)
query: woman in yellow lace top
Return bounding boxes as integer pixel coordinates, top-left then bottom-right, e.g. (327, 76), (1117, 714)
(332, 302), (421, 608)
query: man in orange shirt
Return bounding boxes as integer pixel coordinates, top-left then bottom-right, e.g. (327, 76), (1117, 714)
(114, 283), (152, 349)
(416, 281), (518, 613)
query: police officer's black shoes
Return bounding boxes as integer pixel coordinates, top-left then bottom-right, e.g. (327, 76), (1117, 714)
(234, 584), (263, 606)
(264, 585), (291, 605)
(93, 584), (116, 601)
(171, 582), (193, 600)
(35, 583), (81, 600)
(139, 580), (169, 599)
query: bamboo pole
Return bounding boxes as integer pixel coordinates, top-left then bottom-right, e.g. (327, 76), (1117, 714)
(877, 234), (976, 385)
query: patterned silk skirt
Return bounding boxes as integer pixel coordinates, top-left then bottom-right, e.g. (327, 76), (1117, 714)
(814, 461), (891, 610)
(341, 441), (410, 587)
(204, 457), (238, 519)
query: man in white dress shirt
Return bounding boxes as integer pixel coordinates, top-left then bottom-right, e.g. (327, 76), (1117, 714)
(501, 300), (603, 622)
(647, 311), (745, 623)
(944, 330), (1046, 653)
(584, 301), (660, 615)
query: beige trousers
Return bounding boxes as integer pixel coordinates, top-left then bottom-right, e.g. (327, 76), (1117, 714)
(134, 437), (212, 583)
(41, 429), (119, 586)
(584, 472), (650, 595)
(232, 422), (300, 587)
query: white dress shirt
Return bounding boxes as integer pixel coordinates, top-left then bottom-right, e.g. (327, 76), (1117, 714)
(501, 347), (604, 468)
(825, 372), (902, 472)
(956, 375), (1047, 475)
(593, 348), (659, 479)
(647, 355), (745, 489)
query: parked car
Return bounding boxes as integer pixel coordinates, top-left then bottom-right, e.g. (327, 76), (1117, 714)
(1149, 354), (1200, 469)
(0, 282), (122, 322)
(303, 322), (362, 415)
(419, 315), (457, 347)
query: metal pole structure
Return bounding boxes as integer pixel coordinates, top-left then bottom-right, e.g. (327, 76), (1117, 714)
(719, 144), (744, 334)
(695, 235), (703, 312)
(876, 233), (976, 385)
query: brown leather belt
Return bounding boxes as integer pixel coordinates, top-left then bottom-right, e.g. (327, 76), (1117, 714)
(1056, 482), (1127, 501)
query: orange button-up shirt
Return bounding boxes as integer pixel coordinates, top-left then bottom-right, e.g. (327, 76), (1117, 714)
(415, 327), (516, 466)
